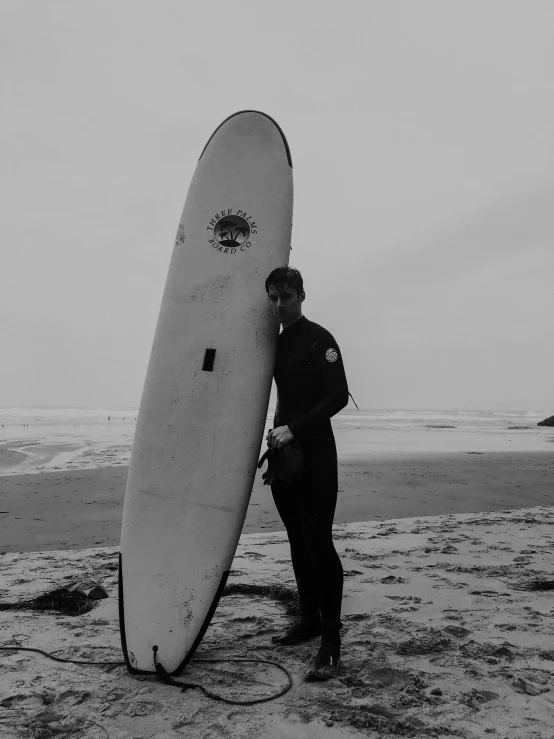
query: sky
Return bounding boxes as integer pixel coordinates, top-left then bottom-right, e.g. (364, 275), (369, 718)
(1, 0), (553, 411)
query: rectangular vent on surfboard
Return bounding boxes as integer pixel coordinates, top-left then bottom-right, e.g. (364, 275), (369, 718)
(202, 349), (216, 372)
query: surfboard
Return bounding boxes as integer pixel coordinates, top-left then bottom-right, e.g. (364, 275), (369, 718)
(119, 111), (293, 675)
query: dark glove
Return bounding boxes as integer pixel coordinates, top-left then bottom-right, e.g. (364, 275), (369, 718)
(257, 440), (304, 486)
(257, 447), (279, 485)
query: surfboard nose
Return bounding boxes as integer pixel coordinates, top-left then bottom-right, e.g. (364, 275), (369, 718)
(199, 110), (292, 168)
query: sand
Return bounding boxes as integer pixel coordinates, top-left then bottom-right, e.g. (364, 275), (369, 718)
(1, 506), (554, 738)
(0, 452), (552, 553)
(1, 450), (553, 736)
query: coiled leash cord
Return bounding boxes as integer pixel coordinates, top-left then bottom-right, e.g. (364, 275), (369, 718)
(0, 645), (293, 706)
(153, 646), (293, 705)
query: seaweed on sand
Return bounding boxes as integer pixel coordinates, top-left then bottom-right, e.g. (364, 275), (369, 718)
(512, 577), (554, 592)
(0, 583), (301, 619)
(0, 587), (94, 616)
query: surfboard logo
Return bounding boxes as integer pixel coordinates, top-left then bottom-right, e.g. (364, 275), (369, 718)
(214, 215), (250, 247)
(207, 209), (257, 254)
(325, 348), (339, 363)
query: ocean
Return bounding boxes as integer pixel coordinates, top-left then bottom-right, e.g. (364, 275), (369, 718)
(0, 407), (552, 476)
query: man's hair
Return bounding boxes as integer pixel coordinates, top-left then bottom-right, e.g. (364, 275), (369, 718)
(265, 266), (304, 297)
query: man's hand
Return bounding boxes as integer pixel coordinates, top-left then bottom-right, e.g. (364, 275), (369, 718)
(266, 425), (294, 450)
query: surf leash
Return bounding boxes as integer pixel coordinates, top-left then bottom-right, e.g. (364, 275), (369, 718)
(0, 644), (293, 705)
(153, 646), (293, 705)
(0, 645), (123, 667)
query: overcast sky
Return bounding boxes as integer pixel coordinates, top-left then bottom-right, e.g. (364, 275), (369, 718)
(1, 1), (553, 411)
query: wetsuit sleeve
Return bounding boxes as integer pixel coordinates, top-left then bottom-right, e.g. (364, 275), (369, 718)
(287, 338), (349, 440)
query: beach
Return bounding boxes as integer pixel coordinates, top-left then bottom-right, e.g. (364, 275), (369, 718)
(0, 452), (553, 554)
(1, 407), (553, 554)
(4, 3), (554, 735)
(1, 507), (554, 737)
(1, 408), (553, 737)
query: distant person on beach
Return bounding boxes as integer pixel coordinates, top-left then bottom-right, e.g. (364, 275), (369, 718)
(263, 266), (349, 681)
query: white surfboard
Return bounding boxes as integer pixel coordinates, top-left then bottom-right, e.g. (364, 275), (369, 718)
(119, 111), (293, 675)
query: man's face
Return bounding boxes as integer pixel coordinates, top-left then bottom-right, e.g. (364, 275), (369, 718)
(267, 284), (303, 327)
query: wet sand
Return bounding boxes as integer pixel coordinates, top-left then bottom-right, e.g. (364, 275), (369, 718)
(0, 451), (552, 553)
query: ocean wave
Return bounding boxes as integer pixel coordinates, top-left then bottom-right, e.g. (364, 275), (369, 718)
(0, 407), (138, 424)
(2, 407), (552, 472)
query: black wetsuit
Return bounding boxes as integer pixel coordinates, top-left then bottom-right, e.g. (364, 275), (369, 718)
(271, 315), (349, 643)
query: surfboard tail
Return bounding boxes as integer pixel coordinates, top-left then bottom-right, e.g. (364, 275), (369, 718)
(119, 552), (231, 676)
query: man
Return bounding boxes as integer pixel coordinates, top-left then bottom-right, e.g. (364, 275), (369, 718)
(263, 266), (349, 681)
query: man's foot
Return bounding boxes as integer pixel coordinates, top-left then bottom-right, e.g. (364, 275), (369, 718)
(271, 618), (322, 646)
(303, 639), (340, 682)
